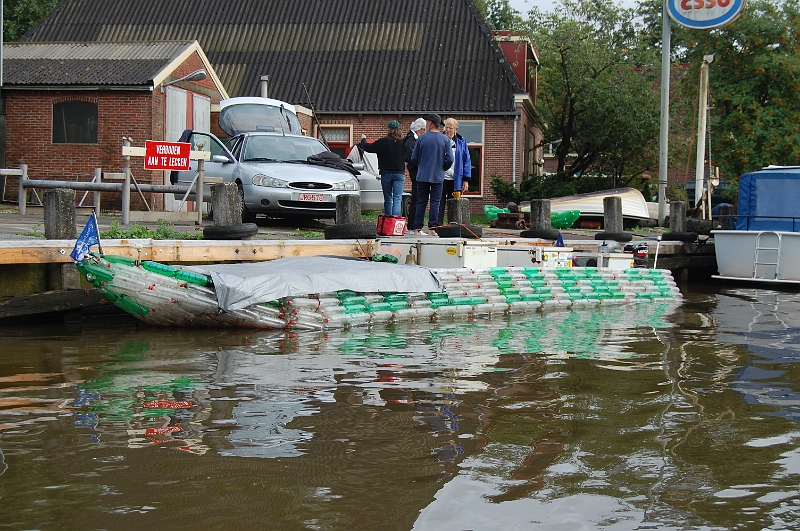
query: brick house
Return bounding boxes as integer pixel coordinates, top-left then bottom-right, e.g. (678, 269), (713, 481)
(1, 40), (228, 210)
(20, 0), (541, 214)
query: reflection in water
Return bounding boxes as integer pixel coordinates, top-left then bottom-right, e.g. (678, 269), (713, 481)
(2, 295), (800, 529)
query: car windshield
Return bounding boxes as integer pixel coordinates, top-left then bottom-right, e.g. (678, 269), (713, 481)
(242, 135), (329, 163)
(219, 103), (303, 136)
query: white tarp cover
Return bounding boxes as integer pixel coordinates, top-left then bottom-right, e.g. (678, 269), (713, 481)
(189, 256), (442, 311)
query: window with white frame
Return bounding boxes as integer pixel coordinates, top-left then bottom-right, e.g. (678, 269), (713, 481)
(457, 121), (483, 196)
(317, 125), (352, 158)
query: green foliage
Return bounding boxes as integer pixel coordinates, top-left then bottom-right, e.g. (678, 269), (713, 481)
(523, 0), (660, 182)
(491, 172), (622, 205)
(100, 219), (203, 240)
(675, 0), (800, 183)
(292, 228), (323, 240)
(3, 0), (59, 42)
(473, 0), (523, 30)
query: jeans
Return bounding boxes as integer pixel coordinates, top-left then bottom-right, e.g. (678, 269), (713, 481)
(414, 180), (444, 230)
(380, 173), (406, 216)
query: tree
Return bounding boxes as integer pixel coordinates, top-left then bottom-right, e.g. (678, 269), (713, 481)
(675, 0), (800, 184)
(474, 0), (523, 31)
(523, 0), (661, 186)
(3, 0), (59, 42)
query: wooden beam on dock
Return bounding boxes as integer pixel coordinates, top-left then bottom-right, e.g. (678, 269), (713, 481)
(0, 239), (376, 265)
(0, 288), (111, 318)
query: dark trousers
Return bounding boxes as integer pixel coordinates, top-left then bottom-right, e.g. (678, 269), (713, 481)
(414, 181), (444, 231)
(436, 179), (457, 227)
(408, 171), (419, 228)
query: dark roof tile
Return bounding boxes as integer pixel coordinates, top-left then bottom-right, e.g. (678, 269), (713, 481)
(22, 0), (523, 113)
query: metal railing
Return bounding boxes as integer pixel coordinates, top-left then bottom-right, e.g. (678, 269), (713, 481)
(716, 215), (800, 232)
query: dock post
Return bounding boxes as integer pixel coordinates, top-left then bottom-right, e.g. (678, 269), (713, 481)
(718, 204), (733, 230)
(445, 197), (471, 224)
(93, 168), (102, 217)
(122, 138), (131, 226)
(669, 201), (687, 233)
(210, 182), (241, 226)
(529, 199), (551, 229)
(18, 164), (28, 216)
(335, 194), (361, 225)
(603, 196), (624, 233)
(43, 188), (81, 291)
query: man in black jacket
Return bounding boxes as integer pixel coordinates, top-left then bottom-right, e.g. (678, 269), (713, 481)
(404, 118), (426, 228)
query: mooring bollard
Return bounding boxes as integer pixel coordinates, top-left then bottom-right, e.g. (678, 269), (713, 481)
(445, 197), (470, 224)
(603, 196), (624, 234)
(669, 201), (687, 233)
(718, 204), (733, 230)
(529, 199), (552, 230)
(335, 194), (361, 225)
(43, 188), (81, 291)
(210, 182), (242, 226)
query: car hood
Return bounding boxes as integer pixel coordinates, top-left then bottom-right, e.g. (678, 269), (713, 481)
(243, 161), (357, 183)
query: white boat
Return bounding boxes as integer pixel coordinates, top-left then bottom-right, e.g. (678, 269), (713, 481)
(712, 166), (800, 284)
(546, 187), (652, 220)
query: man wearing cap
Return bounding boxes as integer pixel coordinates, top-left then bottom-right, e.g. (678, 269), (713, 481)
(404, 117), (426, 229)
(360, 120), (407, 217)
(410, 113), (454, 236)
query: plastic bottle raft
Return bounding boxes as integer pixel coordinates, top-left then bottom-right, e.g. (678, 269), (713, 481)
(76, 255), (682, 329)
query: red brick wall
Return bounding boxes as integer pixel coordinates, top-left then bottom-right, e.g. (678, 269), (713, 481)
(315, 113), (529, 215)
(5, 51), (223, 211)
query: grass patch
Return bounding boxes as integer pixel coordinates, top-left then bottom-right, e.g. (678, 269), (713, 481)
(101, 219), (204, 240)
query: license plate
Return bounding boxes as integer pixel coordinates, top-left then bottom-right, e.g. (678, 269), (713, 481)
(298, 193), (324, 202)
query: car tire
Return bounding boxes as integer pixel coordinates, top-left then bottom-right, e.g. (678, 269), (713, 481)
(594, 232), (633, 242)
(520, 229), (560, 240)
(237, 183), (256, 223)
(434, 224), (483, 239)
(203, 223), (259, 240)
(324, 221), (378, 240)
(661, 232), (698, 242)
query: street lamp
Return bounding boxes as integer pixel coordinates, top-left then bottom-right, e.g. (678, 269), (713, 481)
(160, 69), (207, 93)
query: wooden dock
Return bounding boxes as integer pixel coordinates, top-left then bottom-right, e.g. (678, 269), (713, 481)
(0, 234), (716, 322)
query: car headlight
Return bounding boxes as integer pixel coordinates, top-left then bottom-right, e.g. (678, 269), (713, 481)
(252, 174), (289, 188)
(331, 177), (360, 191)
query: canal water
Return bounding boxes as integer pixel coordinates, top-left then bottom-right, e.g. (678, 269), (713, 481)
(1, 285), (800, 530)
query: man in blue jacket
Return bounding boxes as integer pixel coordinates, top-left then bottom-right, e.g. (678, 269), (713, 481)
(437, 118), (472, 227)
(410, 114), (454, 236)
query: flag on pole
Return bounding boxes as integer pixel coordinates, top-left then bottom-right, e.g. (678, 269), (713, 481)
(70, 212), (102, 262)
(555, 232), (565, 247)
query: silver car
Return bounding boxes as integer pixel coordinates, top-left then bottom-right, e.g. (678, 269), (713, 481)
(173, 98), (363, 220)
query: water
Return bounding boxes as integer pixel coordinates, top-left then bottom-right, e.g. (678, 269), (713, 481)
(2, 286), (800, 530)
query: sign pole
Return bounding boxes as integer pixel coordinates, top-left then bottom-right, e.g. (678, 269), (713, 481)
(657, 1), (671, 227)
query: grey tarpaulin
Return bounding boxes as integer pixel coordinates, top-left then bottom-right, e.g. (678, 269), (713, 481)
(188, 256), (442, 312)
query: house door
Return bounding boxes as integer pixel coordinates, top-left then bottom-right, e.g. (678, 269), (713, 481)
(165, 87), (187, 211)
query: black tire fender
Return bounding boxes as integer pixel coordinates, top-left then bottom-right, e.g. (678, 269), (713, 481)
(520, 229), (560, 240)
(434, 224), (483, 239)
(203, 223), (259, 240)
(594, 232), (633, 242)
(661, 232), (698, 242)
(324, 221), (377, 240)
(237, 183), (256, 223)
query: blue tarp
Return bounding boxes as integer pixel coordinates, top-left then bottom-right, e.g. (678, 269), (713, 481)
(736, 167), (800, 231)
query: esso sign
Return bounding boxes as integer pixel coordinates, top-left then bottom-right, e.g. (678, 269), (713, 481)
(667, 0), (747, 30)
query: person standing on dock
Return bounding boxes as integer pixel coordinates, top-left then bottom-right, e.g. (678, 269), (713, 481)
(404, 117), (426, 229)
(410, 114), (453, 236)
(436, 118), (471, 227)
(360, 120), (407, 217)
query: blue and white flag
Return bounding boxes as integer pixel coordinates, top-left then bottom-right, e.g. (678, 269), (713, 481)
(555, 232), (565, 247)
(70, 212), (102, 262)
